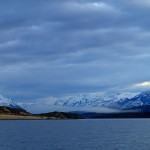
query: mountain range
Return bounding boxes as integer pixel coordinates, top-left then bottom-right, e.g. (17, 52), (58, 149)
(54, 91), (150, 112)
(1, 90), (150, 113)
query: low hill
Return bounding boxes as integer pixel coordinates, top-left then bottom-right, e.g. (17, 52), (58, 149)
(0, 106), (84, 120)
(0, 106), (30, 116)
(37, 111), (85, 119)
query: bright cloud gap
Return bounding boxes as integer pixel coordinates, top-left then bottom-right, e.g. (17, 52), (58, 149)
(135, 82), (150, 87)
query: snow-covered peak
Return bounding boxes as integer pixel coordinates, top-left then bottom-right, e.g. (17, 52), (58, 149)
(106, 92), (141, 101)
(0, 94), (20, 108)
(53, 91), (141, 107)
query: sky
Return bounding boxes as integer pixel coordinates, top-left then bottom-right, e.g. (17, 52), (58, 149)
(1, 0), (150, 101)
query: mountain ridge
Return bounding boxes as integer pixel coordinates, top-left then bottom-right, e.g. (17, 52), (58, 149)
(17, 91), (150, 113)
(1, 90), (150, 113)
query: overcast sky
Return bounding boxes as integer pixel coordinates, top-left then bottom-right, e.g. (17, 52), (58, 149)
(1, 0), (150, 101)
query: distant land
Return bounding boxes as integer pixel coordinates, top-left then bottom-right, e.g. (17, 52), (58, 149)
(0, 106), (84, 120)
(1, 90), (150, 119)
(1, 106), (150, 120)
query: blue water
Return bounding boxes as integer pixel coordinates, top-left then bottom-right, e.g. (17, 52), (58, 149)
(0, 119), (150, 150)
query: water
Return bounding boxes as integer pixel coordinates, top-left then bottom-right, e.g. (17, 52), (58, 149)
(0, 119), (150, 150)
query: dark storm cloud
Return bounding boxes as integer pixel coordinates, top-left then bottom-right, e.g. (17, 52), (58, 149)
(0, 0), (150, 100)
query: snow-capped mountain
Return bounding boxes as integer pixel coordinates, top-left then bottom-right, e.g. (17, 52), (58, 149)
(2, 89), (150, 113)
(114, 91), (150, 110)
(54, 91), (140, 108)
(0, 95), (21, 108)
(19, 91), (150, 113)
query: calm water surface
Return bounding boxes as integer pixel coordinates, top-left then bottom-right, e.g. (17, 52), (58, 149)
(0, 119), (150, 150)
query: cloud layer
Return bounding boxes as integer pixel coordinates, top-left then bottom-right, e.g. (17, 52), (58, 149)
(0, 0), (150, 101)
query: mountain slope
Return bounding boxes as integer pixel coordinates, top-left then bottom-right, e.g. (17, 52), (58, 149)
(0, 95), (21, 108)
(115, 92), (150, 110)
(0, 106), (30, 115)
(55, 92), (140, 107)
